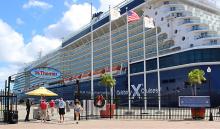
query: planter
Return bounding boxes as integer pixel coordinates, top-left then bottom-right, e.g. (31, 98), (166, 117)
(191, 107), (205, 119)
(100, 104), (115, 118)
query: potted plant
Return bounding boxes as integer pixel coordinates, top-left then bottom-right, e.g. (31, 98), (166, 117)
(100, 73), (116, 102)
(188, 69), (206, 119)
(99, 73), (116, 118)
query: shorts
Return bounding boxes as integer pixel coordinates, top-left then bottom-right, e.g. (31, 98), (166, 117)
(41, 110), (47, 119)
(59, 108), (65, 115)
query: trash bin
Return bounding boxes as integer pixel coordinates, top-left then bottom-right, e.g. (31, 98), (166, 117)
(8, 111), (18, 124)
(3, 110), (18, 124)
(33, 109), (41, 120)
(3, 110), (8, 122)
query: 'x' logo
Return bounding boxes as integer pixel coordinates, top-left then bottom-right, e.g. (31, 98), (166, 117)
(131, 84), (142, 97)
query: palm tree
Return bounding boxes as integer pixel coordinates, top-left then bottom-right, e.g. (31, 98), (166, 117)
(100, 73), (116, 101)
(188, 69), (206, 96)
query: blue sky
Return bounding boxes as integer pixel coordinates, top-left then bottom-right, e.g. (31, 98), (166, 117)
(0, 0), (100, 43)
(0, 0), (220, 90)
(0, 0), (125, 89)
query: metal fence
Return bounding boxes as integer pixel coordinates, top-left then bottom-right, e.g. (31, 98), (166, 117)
(76, 97), (220, 121)
(0, 90), (18, 123)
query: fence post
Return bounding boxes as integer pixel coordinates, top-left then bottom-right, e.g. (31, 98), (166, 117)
(86, 99), (88, 120)
(169, 107), (171, 120)
(116, 98), (118, 119)
(110, 98), (111, 120)
(140, 104), (142, 119)
(168, 94), (171, 120)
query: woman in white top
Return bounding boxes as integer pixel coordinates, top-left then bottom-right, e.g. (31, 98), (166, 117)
(74, 99), (83, 124)
(58, 98), (66, 123)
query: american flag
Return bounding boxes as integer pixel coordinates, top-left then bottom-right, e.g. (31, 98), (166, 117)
(128, 10), (140, 23)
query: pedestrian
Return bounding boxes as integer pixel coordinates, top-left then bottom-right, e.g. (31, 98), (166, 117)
(25, 98), (31, 121)
(40, 99), (47, 123)
(74, 99), (83, 124)
(58, 98), (66, 123)
(49, 100), (55, 116)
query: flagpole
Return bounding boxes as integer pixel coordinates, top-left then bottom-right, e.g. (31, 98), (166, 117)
(109, 5), (113, 103)
(156, 25), (161, 111)
(90, 1), (94, 100)
(126, 7), (131, 111)
(142, 15), (147, 111)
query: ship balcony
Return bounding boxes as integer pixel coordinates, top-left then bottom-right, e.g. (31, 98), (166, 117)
(160, 3), (185, 12)
(188, 27), (209, 32)
(181, 19), (201, 25)
(195, 33), (220, 40)
(201, 38), (220, 45)
(167, 9), (193, 19)
(191, 38), (220, 48)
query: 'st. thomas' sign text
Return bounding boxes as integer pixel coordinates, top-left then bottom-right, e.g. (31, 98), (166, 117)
(31, 67), (61, 79)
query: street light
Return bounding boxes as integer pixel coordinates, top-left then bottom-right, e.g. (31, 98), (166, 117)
(76, 79), (80, 100)
(207, 66), (213, 121)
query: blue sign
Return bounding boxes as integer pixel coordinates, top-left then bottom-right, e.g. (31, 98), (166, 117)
(31, 67), (61, 79)
(179, 96), (210, 107)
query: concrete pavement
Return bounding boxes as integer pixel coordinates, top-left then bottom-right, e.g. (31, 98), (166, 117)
(1, 105), (220, 129)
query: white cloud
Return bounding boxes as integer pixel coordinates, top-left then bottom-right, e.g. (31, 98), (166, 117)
(45, 3), (96, 39)
(0, 19), (26, 63)
(217, 1), (220, 8)
(31, 30), (36, 36)
(45, 0), (125, 39)
(0, 19), (61, 64)
(23, 0), (53, 10)
(0, 65), (21, 89)
(16, 18), (24, 25)
(64, 0), (78, 8)
(0, 19), (61, 89)
(98, 0), (125, 12)
(0, 0), (125, 89)
(24, 35), (60, 59)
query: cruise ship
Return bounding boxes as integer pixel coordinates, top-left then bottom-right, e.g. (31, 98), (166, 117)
(13, 0), (220, 107)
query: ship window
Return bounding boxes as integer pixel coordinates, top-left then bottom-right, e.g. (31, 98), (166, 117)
(170, 7), (176, 11)
(201, 32), (208, 38)
(161, 17), (164, 21)
(184, 18), (190, 23)
(162, 80), (169, 84)
(155, 11), (157, 15)
(159, 48), (220, 69)
(175, 30), (178, 34)
(164, 1), (170, 5)
(192, 25), (199, 30)
(146, 59), (157, 71)
(210, 40), (217, 45)
(162, 79), (176, 84)
(167, 23), (170, 27)
(169, 79), (176, 83)
(176, 13), (183, 17)
(130, 62), (144, 73)
(182, 36), (185, 41)
(190, 44), (194, 47)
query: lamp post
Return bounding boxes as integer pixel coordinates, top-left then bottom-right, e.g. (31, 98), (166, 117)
(76, 79), (80, 100)
(207, 67), (213, 121)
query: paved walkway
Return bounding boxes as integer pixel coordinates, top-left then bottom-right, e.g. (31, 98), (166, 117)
(1, 105), (220, 129)
(1, 119), (220, 129)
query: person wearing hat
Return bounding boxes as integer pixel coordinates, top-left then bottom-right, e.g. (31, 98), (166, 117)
(74, 99), (83, 124)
